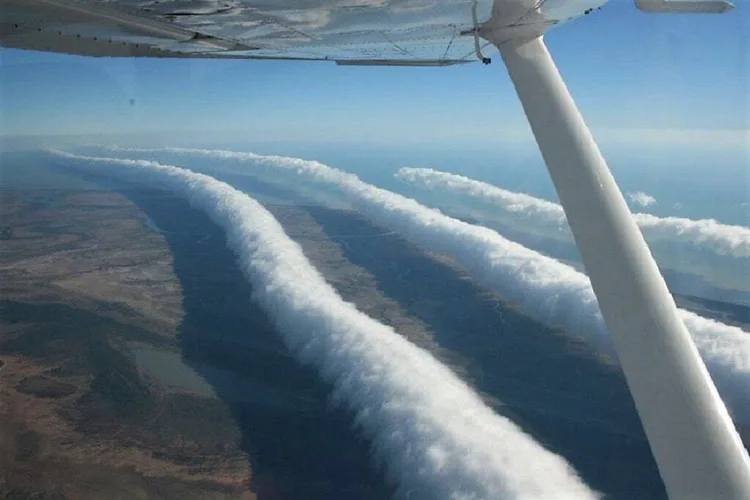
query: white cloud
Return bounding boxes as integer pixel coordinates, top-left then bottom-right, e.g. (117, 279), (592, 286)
(627, 191), (657, 208)
(49, 150), (597, 500)
(395, 167), (750, 259)
(101, 148), (750, 423)
(100, 147), (750, 423)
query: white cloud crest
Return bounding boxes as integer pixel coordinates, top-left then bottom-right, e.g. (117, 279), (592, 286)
(99, 147), (750, 424)
(49, 150), (598, 500)
(395, 168), (750, 259)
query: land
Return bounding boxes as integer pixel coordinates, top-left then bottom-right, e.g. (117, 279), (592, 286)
(2, 154), (748, 500)
(0, 188), (252, 499)
(0, 177), (393, 499)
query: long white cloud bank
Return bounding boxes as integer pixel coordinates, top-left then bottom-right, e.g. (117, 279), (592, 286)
(50, 150), (597, 500)
(396, 167), (750, 259)
(100, 147), (750, 423)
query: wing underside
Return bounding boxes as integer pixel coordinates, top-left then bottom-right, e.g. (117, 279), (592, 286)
(0, 0), (497, 64)
(0, 0), (605, 65)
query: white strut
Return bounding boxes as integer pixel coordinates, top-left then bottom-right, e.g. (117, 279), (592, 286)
(495, 36), (750, 500)
(472, 0), (491, 64)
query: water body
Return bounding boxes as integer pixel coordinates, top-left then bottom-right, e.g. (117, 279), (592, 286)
(130, 345), (217, 398)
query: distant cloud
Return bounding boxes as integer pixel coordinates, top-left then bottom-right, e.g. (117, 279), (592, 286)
(394, 167), (750, 259)
(627, 191), (657, 208)
(50, 149), (598, 500)
(101, 147), (750, 422)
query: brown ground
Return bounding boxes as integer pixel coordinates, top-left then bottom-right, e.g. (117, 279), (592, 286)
(0, 183), (401, 500)
(0, 188), (252, 500)
(4, 161), (745, 500)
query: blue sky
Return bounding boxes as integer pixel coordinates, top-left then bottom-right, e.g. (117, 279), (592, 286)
(0, 1), (747, 154)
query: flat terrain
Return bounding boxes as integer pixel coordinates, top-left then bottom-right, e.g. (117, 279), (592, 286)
(2, 155), (748, 500)
(0, 184), (392, 499)
(0, 188), (253, 499)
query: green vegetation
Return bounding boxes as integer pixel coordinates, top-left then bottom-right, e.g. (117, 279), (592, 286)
(85, 330), (152, 417)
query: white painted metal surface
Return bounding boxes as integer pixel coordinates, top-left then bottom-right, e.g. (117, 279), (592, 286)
(495, 35), (750, 500)
(636, 0), (735, 13)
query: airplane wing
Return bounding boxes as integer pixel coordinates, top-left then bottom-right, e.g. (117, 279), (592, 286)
(635, 0), (734, 13)
(0, 0), (606, 66)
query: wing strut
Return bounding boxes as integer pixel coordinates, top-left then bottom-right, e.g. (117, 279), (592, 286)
(495, 36), (750, 499)
(472, 0), (492, 64)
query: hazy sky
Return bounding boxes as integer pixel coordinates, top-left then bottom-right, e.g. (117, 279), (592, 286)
(0, 1), (747, 151)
